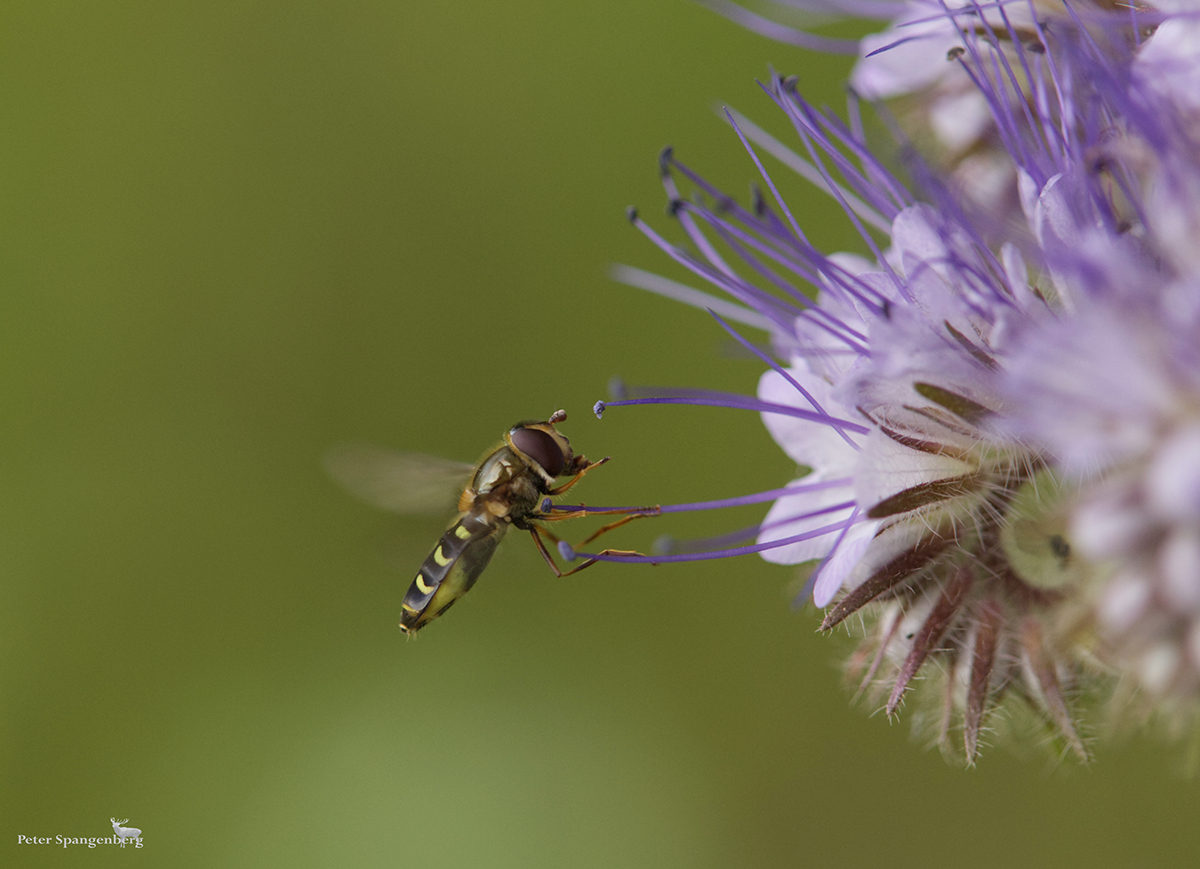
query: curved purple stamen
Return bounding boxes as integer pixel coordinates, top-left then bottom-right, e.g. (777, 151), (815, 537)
(628, 208), (806, 331)
(660, 149), (890, 329)
(659, 152), (741, 282)
(752, 94), (910, 302)
(769, 0), (906, 20)
(662, 204), (878, 347)
(696, 0), (864, 54)
(724, 108), (812, 250)
(566, 518), (857, 565)
(658, 497), (859, 555)
(722, 108), (897, 230)
(669, 194), (827, 293)
(772, 99), (905, 295)
(551, 477), (854, 515)
(654, 525), (761, 554)
(610, 264), (774, 332)
(597, 393), (871, 434)
(864, 32), (942, 58)
(794, 505), (861, 605)
(706, 308), (863, 450)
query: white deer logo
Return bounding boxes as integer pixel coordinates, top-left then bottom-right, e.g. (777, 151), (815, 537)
(110, 818), (141, 847)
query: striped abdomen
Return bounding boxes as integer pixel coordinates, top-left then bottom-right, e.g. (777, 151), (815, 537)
(400, 510), (506, 633)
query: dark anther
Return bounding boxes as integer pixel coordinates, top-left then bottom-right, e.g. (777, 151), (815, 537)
(667, 199), (685, 218)
(881, 299), (892, 320)
(658, 145), (675, 176)
(913, 382), (992, 424)
(1025, 40), (1045, 54)
(947, 46), (966, 61)
(752, 186), (768, 217)
(782, 74), (800, 93)
(866, 475), (981, 519)
(625, 206), (639, 224)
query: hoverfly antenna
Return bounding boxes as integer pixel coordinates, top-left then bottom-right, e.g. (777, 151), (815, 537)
(549, 409), (567, 425)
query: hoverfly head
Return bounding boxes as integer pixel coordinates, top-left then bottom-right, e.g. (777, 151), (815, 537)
(506, 410), (579, 486)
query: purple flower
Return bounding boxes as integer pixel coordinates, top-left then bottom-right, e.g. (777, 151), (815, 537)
(601, 2), (1200, 761)
(999, 13), (1200, 708)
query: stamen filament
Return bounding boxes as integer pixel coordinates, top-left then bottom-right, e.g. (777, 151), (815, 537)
(567, 519), (857, 565)
(594, 395), (871, 433)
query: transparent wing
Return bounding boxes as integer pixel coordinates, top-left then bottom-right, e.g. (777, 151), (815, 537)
(323, 442), (474, 515)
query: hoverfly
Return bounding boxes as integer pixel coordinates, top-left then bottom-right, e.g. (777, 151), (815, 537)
(326, 410), (652, 634)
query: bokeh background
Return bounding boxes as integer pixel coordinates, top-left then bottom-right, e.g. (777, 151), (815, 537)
(2, 1), (1197, 867)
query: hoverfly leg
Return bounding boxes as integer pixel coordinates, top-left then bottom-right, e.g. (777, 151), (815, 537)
(537, 504), (659, 523)
(527, 525), (571, 578)
(546, 456), (610, 497)
(528, 525), (646, 578)
(574, 511), (655, 548)
(555, 547), (647, 577)
(533, 504), (660, 549)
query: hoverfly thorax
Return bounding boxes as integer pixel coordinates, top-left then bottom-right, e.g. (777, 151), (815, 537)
(460, 410), (589, 513)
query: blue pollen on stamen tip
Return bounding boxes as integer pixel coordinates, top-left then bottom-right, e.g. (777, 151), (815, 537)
(541, 497), (553, 513)
(558, 541), (577, 561)
(593, 400), (606, 418)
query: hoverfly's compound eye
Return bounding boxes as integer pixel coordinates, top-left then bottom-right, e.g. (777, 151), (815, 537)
(510, 427), (566, 477)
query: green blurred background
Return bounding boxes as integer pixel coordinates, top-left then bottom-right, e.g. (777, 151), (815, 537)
(1, 1), (1196, 867)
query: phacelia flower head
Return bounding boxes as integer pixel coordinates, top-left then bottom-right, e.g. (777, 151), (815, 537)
(1000, 14), (1200, 720)
(601, 1), (1200, 763)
